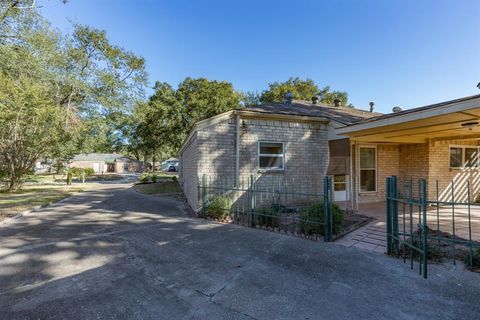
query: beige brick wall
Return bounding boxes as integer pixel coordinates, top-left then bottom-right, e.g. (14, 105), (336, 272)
(179, 131), (200, 210)
(352, 139), (480, 204)
(353, 144), (400, 203)
(428, 139), (480, 202)
(179, 114), (330, 210)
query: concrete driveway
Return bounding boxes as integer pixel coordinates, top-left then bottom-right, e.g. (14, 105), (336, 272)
(0, 182), (479, 320)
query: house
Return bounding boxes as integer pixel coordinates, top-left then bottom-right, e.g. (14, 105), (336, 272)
(179, 93), (480, 212)
(69, 153), (145, 173)
(178, 95), (380, 211)
(337, 94), (480, 208)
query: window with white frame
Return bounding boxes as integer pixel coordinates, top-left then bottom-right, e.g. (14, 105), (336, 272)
(450, 146), (479, 168)
(359, 147), (376, 192)
(258, 142), (284, 170)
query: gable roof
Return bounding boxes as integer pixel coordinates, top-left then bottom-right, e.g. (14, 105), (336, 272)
(72, 153), (132, 162)
(244, 100), (381, 125)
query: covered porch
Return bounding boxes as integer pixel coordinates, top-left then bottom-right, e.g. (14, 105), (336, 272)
(335, 94), (480, 209)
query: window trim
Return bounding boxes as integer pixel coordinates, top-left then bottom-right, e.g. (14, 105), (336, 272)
(357, 145), (377, 193)
(258, 141), (285, 171)
(449, 145), (480, 168)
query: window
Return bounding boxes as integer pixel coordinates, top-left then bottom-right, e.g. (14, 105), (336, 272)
(359, 147), (376, 192)
(333, 175), (346, 191)
(450, 147), (479, 168)
(258, 142), (284, 170)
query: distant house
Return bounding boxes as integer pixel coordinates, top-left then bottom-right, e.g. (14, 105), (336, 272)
(69, 153), (145, 173)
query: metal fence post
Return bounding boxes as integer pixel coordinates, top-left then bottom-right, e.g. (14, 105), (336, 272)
(386, 177), (392, 255)
(421, 179), (428, 279)
(323, 176), (332, 242)
(202, 174), (207, 216)
(249, 175), (255, 227)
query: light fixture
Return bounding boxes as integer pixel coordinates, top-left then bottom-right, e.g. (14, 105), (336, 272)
(461, 121), (480, 131)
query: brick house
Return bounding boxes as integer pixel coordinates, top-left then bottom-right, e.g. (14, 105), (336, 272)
(338, 94), (480, 208)
(178, 96), (379, 211)
(179, 93), (480, 212)
(69, 153), (145, 173)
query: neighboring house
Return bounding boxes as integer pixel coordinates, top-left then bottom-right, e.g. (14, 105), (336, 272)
(178, 95), (380, 211)
(70, 153), (145, 173)
(179, 93), (480, 212)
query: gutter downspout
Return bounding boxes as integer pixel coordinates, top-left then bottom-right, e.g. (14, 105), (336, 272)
(235, 113), (240, 187)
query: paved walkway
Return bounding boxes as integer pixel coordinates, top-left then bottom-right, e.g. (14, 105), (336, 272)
(0, 184), (479, 319)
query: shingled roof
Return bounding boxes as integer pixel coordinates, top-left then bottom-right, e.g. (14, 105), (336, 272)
(243, 100), (381, 125)
(72, 153), (132, 162)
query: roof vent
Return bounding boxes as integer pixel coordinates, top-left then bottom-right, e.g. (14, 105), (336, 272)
(284, 92), (294, 105)
(311, 96), (319, 104)
(369, 101), (375, 113)
(333, 98), (341, 108)
(392, 106), (403, 113)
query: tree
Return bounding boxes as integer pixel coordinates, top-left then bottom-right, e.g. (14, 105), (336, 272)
(260, 77), (351, 107)
(0, 6), (147, 191)
(176, 77), (241, 132)
(260, 77), (319, 103)
(131, 78), (241, 162)
(241, 91), (261, 107)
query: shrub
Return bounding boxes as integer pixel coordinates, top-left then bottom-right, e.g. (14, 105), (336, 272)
(84, 168), (95, 176)
(254, 204), (280, 228)
(68, 167), (95, 180)
(300, 202), (344, 235)
(139, 174), (149, 183)
(171, 175), (178, 182)
(464, 247), (480, 269)
(151, 174), (158, 183)
(205, 195), (230, 220)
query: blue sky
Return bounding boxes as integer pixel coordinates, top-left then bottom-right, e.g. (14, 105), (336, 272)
(39, 0), (480, 113)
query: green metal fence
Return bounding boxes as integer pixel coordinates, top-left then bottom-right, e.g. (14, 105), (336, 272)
(386, 176), (480, 278)
(198, 175), (334, 241)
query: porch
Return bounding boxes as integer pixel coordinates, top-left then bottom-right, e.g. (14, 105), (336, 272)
(337, 201), (480, 253)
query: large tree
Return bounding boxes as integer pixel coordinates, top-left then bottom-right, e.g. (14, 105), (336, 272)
(260, 77), (351, 106)
(132, 78), (241, 162)
(0, 6), (147, 190)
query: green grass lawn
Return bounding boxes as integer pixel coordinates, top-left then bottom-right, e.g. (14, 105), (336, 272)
(133, 181), (181, 195)
(0, 185), (83, 220)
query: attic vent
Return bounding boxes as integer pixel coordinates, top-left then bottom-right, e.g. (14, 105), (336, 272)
(392, 106), (403, 113)
(369, 101), (375, 113)
(311, 96), (319, 104)
(333, 98), (341, 108)
(284, 92), (294, 105)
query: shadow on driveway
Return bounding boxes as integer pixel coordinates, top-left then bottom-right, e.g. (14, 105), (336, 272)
(0, 184), (479, 320)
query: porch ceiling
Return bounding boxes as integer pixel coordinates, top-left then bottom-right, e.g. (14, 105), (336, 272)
(339, 104), (480, 144)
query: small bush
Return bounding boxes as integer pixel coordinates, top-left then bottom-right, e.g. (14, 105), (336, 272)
(205, 195), (230, 220)
(254, 205), (280, 228)
(171, 175), (178, 182)
(464, 247), (480, 269)
(151, 174), (158, 183)
(84, 168), (95, 176)
(300, 202), (344, 235)
(139, 174), (149, 183)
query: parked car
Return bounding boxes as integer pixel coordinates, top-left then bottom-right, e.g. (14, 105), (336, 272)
(161, 159), (179, 172)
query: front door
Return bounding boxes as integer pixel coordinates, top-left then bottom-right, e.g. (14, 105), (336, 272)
(333, 175), (347, 201)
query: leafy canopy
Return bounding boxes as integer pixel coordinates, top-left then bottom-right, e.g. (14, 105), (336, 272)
(260, 77), (350, 107)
